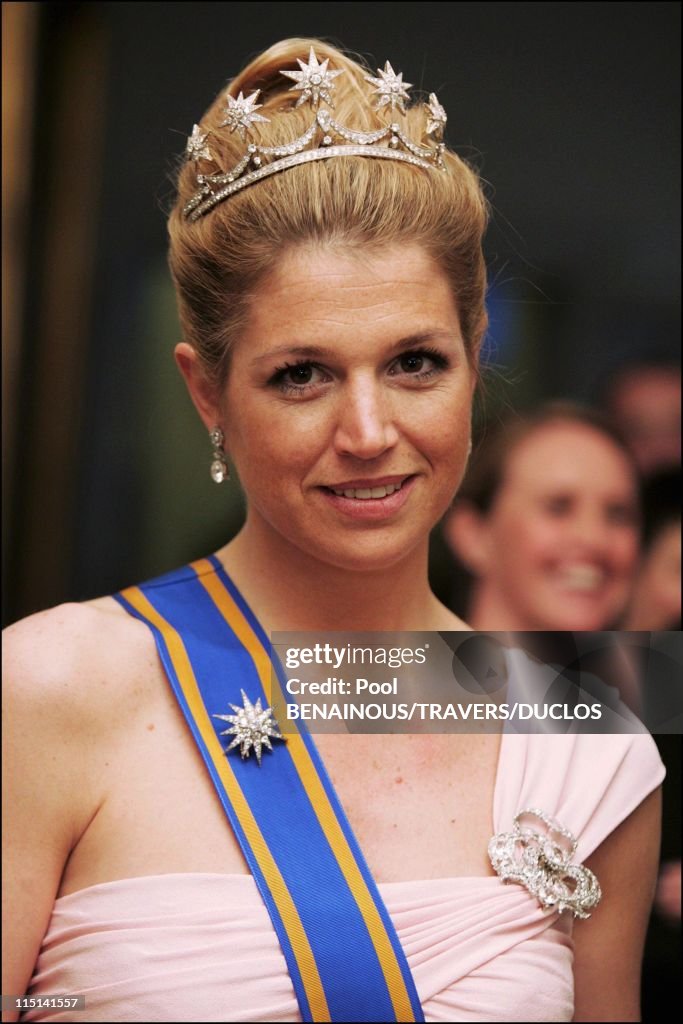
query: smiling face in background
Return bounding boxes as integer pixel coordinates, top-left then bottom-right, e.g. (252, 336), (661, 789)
(220, 243), (475, 574)
(470, 420), (640, 630)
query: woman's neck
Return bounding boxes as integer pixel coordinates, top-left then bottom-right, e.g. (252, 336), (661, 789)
(466, 582), (531, 632)
(215, 518), (461, 632)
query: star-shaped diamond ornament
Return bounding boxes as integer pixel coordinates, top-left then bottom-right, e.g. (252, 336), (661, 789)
(185, 124), (213, 162)
(425, 93), (447, 137)
(280, 46), (344, 108)
(364, 61), (412, 113)
(213, 689), (285, 766)
(220, 90), (270, 139)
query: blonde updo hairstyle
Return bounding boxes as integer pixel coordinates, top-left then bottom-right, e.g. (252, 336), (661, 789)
(168, 37), (489, 390)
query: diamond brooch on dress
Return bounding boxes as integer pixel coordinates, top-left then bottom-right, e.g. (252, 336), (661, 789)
(488, 809), (602, 919)
(213, 690), (285, 766)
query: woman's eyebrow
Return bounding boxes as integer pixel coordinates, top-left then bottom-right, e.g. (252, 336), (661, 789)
(250, 329), (459, 366)
(387, 329), (459, 353)
(251, 344), (328, 365)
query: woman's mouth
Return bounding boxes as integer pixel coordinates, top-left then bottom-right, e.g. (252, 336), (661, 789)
(329, 479), (408, 499)
(318, 475), (417, 519)
(549, 562), (609, 594)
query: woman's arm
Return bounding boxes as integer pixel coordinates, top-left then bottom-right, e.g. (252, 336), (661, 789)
(2, 608), (104, 1023)
(572, 785), (662, 1022)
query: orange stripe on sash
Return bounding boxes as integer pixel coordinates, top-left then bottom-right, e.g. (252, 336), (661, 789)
(121, 583), (331, 1022)
(191, 558), (417, 1023)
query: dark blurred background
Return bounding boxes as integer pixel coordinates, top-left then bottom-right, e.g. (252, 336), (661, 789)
(2, 3), (681, 1011)
(3, 1), (680, 622)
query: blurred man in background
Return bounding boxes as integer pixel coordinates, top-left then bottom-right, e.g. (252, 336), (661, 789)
(603, 360), (681, 476)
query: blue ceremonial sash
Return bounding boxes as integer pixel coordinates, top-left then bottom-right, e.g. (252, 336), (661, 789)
(114, 555), (424, 1023)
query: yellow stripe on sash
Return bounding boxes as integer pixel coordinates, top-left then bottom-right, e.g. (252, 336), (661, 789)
(192, 559), (417, 1023)
(121, 584), (331, 1023)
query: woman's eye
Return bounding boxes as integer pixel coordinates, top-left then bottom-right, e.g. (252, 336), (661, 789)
(400, 353), (426, 373)
(544, 496), (572, 516)
(288, 364), (315, 384)
(270, 361), (330, 394)
(391, 348), (449, 380)
(606, 504), (637, 526)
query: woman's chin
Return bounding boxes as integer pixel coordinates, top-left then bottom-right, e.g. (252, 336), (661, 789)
(527, 605), (617, 633)
(304, 533), (428, 576)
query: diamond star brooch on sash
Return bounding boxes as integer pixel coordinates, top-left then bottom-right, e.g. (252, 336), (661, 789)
(213, 690), (285, 766)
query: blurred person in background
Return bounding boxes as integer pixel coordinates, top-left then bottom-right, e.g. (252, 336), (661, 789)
(621, 467), (682, 1006)
(654, 858), (681, 926)
(602, 359), (681, 477)
(443, 402), (641, 632)
(621, 468), (681, 631)
(444, 403), (681, 1021)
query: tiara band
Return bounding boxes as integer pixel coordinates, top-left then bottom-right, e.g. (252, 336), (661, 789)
(182, 48), (447, 222)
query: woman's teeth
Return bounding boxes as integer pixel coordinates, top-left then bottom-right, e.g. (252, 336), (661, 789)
(557, 564), (606, 590)
(331, 480), (405, 499)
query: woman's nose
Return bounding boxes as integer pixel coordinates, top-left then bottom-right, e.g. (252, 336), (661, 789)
(332, 377), (400, 460)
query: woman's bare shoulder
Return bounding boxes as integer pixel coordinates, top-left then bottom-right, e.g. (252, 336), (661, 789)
(2, 597), (157, 721)
(2, 597), (159, 1011)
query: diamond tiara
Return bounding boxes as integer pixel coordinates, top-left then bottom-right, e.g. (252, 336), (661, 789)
(182, 47), (447, 222)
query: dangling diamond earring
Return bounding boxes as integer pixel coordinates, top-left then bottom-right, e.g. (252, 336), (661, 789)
(209, 425), (229, 483)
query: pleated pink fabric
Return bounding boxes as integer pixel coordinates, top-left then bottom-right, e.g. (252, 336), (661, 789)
(21, 732), (664, 1023)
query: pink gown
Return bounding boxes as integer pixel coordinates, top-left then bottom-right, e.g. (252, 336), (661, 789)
(21, 731), (664, 1023)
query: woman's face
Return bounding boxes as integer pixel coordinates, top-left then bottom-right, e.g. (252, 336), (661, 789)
(221, 243), (475, 573)
(476, 421), (640, 630)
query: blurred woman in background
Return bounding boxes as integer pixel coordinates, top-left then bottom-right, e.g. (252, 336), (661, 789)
(443, 403), (641, 631)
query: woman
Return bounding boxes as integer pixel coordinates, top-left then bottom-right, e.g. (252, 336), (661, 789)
(443, 404), (642, 631)
(621, 467), (681, 630)
(3, 39), (663, 1023)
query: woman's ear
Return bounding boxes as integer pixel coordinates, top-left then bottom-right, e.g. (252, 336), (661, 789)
(443, 501), (493, 576)
(174, 342), (221, 433)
